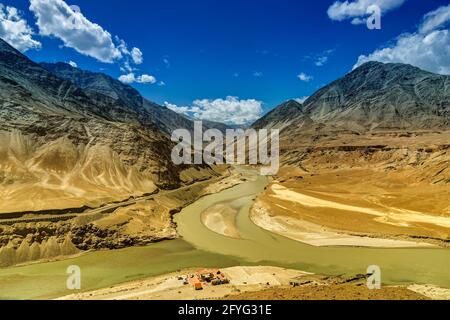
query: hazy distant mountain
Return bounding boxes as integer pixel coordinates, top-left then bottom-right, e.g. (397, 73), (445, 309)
(143, 100), (232, 134)
(254, 62), (450, 131)
(40, 62), (231, 135)
(0, 38), (216, 214)
(252, 99), (313, 130)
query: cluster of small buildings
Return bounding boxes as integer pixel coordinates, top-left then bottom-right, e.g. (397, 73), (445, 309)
(184, 269), (230, 290)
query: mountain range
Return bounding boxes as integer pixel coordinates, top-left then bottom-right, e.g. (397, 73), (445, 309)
(0, 38), (219, 214)
(0, 36), (449, 213)
(39, 62), (229, 135)
(254, 61), (450, 132)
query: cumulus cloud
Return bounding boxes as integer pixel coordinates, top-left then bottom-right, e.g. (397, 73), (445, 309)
(119, 73), (156, 84)
(115, 37), (144, 71)
(138, 74), (156, 84)
(164, 102), (191, 114)
(131, 47), (143, 64)
(29, 0), (122, 63)
(297, 72), (313, 82)
(327, 0), (406, 24)
(118, 73), (135, 84)
(165, 96), (263, 125)
(68, 60), (77, 68)
(355, 4), (450, 74)
(0, 4), (41, 52)
(420, 4), (450, 34)
(29, 0), (144, 67)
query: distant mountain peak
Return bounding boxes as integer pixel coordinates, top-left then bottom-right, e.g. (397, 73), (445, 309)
(355, 60), (384, 69)
(283, 99), (304, 107)
(40, 61), (146, 113)
(252, 99), (306, 130)
(254, 61), (449, 131)
(351, 60), (434, 78)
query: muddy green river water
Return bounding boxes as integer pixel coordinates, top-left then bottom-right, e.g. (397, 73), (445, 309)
(1, 169), (449, 299)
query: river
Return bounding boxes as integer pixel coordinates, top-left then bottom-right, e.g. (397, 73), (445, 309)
(1, 168), (449, 299)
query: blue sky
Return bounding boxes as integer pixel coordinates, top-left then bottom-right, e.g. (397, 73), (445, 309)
(1, 0), (449, 124)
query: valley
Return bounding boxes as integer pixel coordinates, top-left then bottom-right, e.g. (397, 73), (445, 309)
(0, 36), (449, 300)
(1, 166), (450, 300)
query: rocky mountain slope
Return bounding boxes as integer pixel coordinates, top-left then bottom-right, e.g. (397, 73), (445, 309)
(40, 62), (230, 135)
(255, 62), (449, 132)
(249, 62), (449, 247)
(252, 99), (313, 130)
(0, 38), (217, 214)
(251, 61), (449, 184)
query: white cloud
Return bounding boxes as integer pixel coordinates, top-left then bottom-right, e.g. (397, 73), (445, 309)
(355, 4), (450, 74)
(327, 0), (406, 24)
(165, 96), (263, 125)
(121, 60), (136, 73)
(420, 4), (450, 34)
(116, 38), (144, 70)
(297, 72), (313, 82)
(294, 96), (309, 104)
(315, 56), (329, 66)
(131, 47), (143, 64)
(29, 0), (144, 66)
(0, 4), (41, 52)
(304, 49), (335, 67)
(138, 74), (156, 84)
(68, 60), (77, 68)
(164, 102), (190, 114)
(118, 73), (135, 84)
(119, 73), (157, 84)
(29, 0), (121, 63)
(157, 81), (166, 86)
(116, 38), (129, 56)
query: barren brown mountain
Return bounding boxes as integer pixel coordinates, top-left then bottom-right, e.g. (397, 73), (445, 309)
(0, 38), (226, 266)
(251, 62), (450, 247)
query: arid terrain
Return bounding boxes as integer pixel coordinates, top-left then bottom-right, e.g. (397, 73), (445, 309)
(248, 62), (450, 250)
(251, 131), (450, 248)
(0, 34), (449, 301)
(0, 37), (242, 268)
(0, 164), (246, 267)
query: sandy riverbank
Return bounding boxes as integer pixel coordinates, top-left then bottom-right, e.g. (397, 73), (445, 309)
(251, 199), (436, 248)
(407, 284), (450, 300)
(56, 265), (450, 300)
(249, 166), (450, 248)
(56, 266), (309, 300)
(201, 203), (241, 239)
